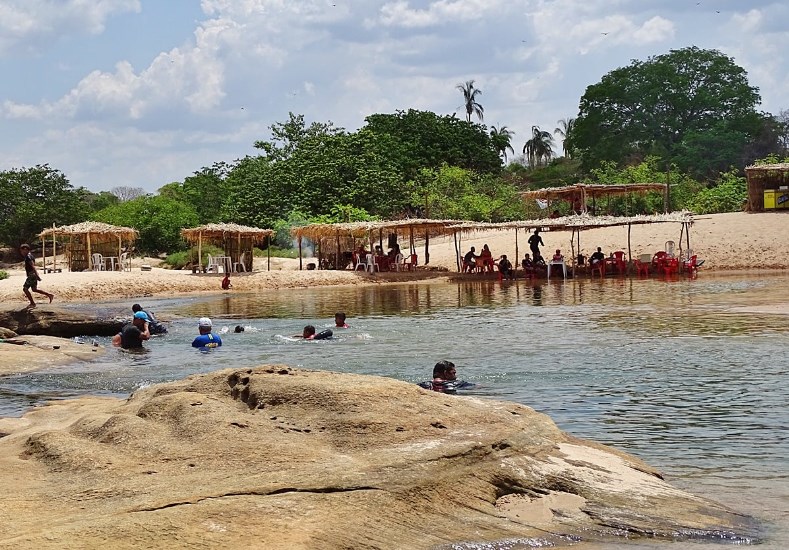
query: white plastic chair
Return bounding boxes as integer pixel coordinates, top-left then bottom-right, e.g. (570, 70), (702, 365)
(547, 257), (567, 279)
(120, 252), (132, 271)
(232, 252), (247, 272)
(354, 254), (366, 271)
(364, 253), (379, 273)
(91, 253), (105, 271)
(392, 253), (404, 272)
(206, 254), (222, 273)
(665, 240), (675, 258)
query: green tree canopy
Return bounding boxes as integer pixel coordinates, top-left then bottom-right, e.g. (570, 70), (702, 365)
(0, 165), (90, 248)
(92, 195), (198, 254)
(571, 46), (765, 178)
(363, 109), (502, 178)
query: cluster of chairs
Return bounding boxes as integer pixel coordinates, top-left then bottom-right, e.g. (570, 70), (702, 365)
(353, 252), (418, 272)
(91, 252), (132, 272)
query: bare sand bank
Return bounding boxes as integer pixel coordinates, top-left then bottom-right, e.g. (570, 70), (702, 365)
(0, 211), (786, 306)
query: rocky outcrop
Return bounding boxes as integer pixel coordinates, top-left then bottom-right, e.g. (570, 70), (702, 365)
(0, 367), (759, 549)
(0, 335), (105, 375)
(0, 306), (123, 337)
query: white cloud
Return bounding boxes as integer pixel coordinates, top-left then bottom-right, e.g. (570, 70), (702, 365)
(377, 0), (502, 28)
(0, 0), (140, 56)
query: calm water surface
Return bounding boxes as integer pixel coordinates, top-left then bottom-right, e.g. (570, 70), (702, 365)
(1, 273), (788, 549)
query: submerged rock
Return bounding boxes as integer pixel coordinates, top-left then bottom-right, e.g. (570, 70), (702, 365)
(0, 366), (760, 549)
(0, 305), (123, 337)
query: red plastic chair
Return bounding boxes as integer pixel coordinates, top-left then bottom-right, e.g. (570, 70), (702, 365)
(683, 255), (698, 276)
(634, 259), (650, 276)
(662, 257), (679, 276)
(590, 261), (605, 278)
(612, 251), (627, 275)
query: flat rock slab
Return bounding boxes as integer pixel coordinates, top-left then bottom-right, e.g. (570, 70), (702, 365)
(0, 366), (760, 549)
(0, 305), (123, 337)
(0, 335), (105, 375)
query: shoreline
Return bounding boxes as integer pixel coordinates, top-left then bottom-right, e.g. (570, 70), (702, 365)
(0, 211), (786, 306)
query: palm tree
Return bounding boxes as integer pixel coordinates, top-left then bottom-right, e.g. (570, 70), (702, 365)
(456, 80), (484, 122)
(523, 125), (555, 167)
(490, 125), (515, 162)
(554, 117), (576, 158)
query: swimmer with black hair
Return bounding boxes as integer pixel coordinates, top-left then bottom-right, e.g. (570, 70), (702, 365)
(293, 325), (333, 340)
(335, 312), (349, 328)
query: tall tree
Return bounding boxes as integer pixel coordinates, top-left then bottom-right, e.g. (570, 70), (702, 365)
(554, 118), (575, 158)
(571, 46), (764, 177)
(456, 80), (484, 123)
(110, 186), (146, 202)
(523, 126), (555, 167)
(0, 165), (89, 247)
(490, 125), (515, 163)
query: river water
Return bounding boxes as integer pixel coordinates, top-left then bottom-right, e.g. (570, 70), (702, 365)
(1, 273), (787, 549)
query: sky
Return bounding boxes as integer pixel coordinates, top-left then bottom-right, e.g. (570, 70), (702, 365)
(1, 0), (788, 194)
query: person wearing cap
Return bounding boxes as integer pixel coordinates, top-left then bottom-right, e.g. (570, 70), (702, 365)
(131, 304), (167, 334)
(19, 244), (54, 308)
(192, 317), (222, 349)
(111, 311), (151, 349)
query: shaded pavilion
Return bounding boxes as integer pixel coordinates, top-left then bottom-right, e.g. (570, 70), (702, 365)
(38, 222), (139, 272)
(445, 211), (694, 273)
(744, 163), (789, 212)
(291, 219), (462, 270)
(520, 183), (668, 215)
(181, 223), (275, 272)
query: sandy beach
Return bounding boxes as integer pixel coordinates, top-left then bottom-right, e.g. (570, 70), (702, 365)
(0, 211), (786, 305)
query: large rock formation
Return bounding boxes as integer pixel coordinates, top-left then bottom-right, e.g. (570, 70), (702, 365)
(0, 367), (759, 549)
(0, 305), (123, 337)
(0, 335), (105, 375)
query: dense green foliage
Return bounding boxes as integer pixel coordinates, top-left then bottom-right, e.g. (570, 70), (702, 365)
(685, 170), (747, 214)
(92, 195), (199, 254)
(571, 47), (772, 179)
(0, 165), (92, 247)
(589, 157), (703, 214)
(0, 270), (8, 281)
(163, 244), (225, 270)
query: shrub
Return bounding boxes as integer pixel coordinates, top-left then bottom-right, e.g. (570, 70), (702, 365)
(162, 245), (225, 270)
(686, 170), (747, 214)
(0, 270), (8, 280)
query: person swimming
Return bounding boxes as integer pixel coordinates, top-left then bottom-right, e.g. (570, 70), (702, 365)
(294, 325), (333, 340)
(417, 360), (475, 394)
(335, 312), (349, 328)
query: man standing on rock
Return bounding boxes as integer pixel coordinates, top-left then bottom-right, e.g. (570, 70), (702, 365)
(19, 244), (54, 308)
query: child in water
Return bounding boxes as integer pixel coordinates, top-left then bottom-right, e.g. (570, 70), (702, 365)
(335, 312), (349, 328)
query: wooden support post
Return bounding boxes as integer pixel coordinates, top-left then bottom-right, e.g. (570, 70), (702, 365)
(298, 237), (303, 270)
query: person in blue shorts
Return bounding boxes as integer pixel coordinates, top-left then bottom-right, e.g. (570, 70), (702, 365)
(191, 317), (222, 349)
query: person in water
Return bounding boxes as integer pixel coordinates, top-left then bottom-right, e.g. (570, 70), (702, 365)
(191, 317), (222, 349)
(112, 312), (151, 349)
(234, 325), (245, 333)
(418, 360), (475, 393)
(132, 303), (167, 335)
(335, 312), (349, 328)
(294, 325), (333, 340)
(221, 273), (232, 290)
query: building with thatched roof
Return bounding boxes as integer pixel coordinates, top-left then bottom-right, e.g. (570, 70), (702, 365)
(291, 219), (462, 269)
(520, 183), (668, 215)
(745, 163), (789, 212)
(180, 223), (275, 272)
(38, 222), (139, 272)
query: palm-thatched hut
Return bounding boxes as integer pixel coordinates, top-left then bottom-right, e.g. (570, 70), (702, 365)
(745, 163), (789, 212)
(38, 222), (139, 272)
(180, 223), (275, 272)
(291, 219), (461, 270)
(520, 183), (668, 215)
(446, 211), (694, 272)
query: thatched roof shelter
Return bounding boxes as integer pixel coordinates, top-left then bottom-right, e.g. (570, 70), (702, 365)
(291, 219), (462, 269)
(38, 222), (139, 272)
(744, 163), (789, 212)
(181, 223), (275, 272)
(443, 211), (693, 272)
(520, 183), (668, 214)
